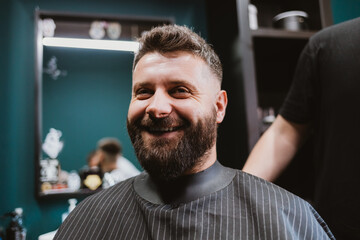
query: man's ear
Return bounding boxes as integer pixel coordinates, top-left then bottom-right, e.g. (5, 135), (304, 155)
(215, 90), (228, 123)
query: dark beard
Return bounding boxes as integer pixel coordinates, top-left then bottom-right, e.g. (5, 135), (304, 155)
(127, 110), (217, 181)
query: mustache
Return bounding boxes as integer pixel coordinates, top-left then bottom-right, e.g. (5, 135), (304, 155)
(146, 117), (188, 128)
(134, 116), (189, 130)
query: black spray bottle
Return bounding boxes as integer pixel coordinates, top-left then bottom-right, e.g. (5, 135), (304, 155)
(5, 208), (26, 240)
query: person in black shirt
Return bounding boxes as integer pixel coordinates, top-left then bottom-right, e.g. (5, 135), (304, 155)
(243, 17), (360, 239)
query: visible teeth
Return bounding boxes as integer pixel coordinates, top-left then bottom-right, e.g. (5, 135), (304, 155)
(151, 127), (176, 132)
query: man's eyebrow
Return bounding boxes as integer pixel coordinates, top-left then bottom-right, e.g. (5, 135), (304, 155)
(167, 80), (197, 89)
(133, 82), (152, 90)
(133, 80), (197, 89)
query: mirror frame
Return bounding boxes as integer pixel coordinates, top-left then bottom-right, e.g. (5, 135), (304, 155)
(34, 9), (173, 199)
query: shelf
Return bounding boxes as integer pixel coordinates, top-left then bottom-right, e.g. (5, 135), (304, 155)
(251, 28), (317, 39)
(38, 188), (102, 199)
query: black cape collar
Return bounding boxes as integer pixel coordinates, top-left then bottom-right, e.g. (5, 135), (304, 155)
(133, 161), (237, 205)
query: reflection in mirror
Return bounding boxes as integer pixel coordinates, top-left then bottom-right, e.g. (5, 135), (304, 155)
(41, 47), (134, 195)
(35, 10), (172, 198)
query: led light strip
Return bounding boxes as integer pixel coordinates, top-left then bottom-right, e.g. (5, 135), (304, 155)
(42, 37), (139, 52)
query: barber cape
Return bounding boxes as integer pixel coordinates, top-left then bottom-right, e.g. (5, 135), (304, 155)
(54, 164), (334, 239)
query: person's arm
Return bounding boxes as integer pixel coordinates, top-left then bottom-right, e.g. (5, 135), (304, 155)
(242, 115), (309, 182)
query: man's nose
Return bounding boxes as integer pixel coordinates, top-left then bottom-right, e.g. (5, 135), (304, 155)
(145, 91), (172, 118)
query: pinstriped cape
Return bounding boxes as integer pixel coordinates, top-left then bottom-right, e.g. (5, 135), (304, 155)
(54, 171), (335, 239)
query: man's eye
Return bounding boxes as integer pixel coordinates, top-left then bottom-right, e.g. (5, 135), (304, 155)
(135, 89), (153, 99)
(171, 87), (191, 98)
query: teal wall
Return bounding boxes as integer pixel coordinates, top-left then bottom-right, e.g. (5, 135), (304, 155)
(332, 0), (360, 23)
(0, 0), (207, 239)
(1, 0), (359, 239)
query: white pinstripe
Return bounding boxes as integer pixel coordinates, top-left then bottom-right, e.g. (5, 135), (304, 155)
(206, 193), (211, 240)
(174, 204), (180, 238)
(61, 186), (107, 237)
(297, 199), (303, 239)
(253, 176), (260, 239)
(270, 183), (280, 240)
(187, 201), (193, 239)
(213, 191), (218, 239)
(266, 184), (273, 238)
(198, 196), (205, 240)
(192, 198), (199, 240)
(261, 180), (267, 239)
(106, 187), (135, 238)
(231, 182), (235, 240)
(219, 190), (223, 239)
(248, 174), (256, 240)
(168, 204), (173, 240)
(285, 189), (295, 239)
(124, 205), (144, 239)
(93, 185), (133, 237)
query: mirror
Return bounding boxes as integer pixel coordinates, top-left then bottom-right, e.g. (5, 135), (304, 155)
(35, 10), (172, 198)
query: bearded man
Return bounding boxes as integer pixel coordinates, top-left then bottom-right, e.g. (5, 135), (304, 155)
(54, 24), (334, 240)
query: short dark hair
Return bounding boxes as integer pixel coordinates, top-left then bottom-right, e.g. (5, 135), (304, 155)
(133, 24), (222, 83)
(97, 138), (122, 156)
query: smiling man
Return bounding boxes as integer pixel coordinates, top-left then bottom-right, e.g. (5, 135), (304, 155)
(128, 50), (224, 182)
(54, 25), (334, 239)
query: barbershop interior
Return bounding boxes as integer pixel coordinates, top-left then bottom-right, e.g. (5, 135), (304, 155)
(0, 0), (359, 239)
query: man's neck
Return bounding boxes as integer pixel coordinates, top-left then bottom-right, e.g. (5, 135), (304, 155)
(133, 161), (237, 205)
(183, 155), (216, 175)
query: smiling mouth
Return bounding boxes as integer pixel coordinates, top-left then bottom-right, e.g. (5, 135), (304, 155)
(138, 116), (189, 136)
(146, 126), (183, 135)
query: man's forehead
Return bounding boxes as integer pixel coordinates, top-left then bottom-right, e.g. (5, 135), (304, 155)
(132, 51), (220, 92)
(135, 51), (200, 67)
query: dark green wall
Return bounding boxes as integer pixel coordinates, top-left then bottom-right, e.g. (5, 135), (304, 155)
(332, 0), (360, 23)
(0, 0), (207, 239)
(0, 0), (15, 231)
